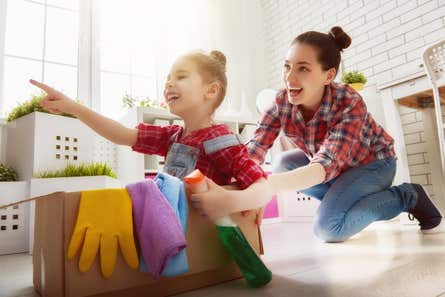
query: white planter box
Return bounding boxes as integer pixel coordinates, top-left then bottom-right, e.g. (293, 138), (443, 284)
(4, 112), (96, 180)
(93, 135), (119, 175)
(28, 176), (121, 253)
(278, 191), (319, 222)
(0, 181), (30, 255)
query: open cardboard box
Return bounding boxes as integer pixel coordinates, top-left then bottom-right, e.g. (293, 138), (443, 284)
(7, 191), (264, 297)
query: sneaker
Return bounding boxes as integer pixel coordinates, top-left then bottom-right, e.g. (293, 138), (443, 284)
(409, 184), (443, 234)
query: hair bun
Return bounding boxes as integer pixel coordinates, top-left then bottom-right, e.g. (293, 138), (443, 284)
(210, 50), (227, 67)
(329, 26), (351, 51)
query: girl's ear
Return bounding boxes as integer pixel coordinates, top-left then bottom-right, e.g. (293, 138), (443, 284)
(205, 81), (220, 101)
(324, 68), (337, 85)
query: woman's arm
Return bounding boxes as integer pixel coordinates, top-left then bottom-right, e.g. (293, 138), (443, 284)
(227, 163), (325, 212)
(267, 162), (325, 194)
(247, 95), (282, 164)
(191, 163), (325, 221)
(190, 177), (271, 221)
(30, 79), (138, 146)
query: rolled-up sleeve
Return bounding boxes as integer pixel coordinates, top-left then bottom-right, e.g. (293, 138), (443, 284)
(208, 144), (267, 189)
(131, 123), (180, 157)
(247, 100), (282, 164)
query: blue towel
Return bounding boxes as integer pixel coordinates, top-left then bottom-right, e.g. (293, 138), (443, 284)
(139, 172), (189, 276)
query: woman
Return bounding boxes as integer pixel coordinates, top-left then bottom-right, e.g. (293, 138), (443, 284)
(190, 26), (443, 242)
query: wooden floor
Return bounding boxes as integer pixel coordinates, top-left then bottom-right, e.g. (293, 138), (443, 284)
(2, 221), (445, 297)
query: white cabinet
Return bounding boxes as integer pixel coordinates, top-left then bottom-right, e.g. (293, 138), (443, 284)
(0, 181), (29, 255)
(278, 190), (319, 222)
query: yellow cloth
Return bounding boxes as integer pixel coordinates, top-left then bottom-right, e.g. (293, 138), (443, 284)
(67, 189), (139, 278)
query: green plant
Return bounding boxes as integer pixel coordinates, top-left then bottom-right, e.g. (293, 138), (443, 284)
(34, 162), (117, 179)
(6, 93), (75, 122)
(122, 93), (136, 109)
(341, 71), (367, 84)
(122, 94), (168, 110)
(0, 163), (18, 182)
(139, 96), (152, 108)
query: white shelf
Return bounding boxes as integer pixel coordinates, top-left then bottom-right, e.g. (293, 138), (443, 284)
(140, 107), (179, 123)
(134, 106), (258, 125)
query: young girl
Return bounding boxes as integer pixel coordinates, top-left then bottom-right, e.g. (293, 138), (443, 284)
(30, 50), (269, 217)
(191, 27), (443, 242)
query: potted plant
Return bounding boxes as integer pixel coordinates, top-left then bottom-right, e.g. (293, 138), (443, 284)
(0, 163), (18, 182)
(122, 94), (168, 110)
(122, 93), (137, 109)
(0, 163), (30, 255)
(6, 93), (75, 123)
(341, 70), (367, 91)
(32, 162), (119, 197)
(4, 94), (98, 181)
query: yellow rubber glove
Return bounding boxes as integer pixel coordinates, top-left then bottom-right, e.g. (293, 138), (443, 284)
(67, 189), (139, 278)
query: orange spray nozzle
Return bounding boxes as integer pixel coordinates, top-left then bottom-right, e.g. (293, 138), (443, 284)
(184, 169), (205, 184)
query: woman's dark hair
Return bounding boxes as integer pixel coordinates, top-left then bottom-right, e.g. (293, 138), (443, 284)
(291, 26), (351, 73)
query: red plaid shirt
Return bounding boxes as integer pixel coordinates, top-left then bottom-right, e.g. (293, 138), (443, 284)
(247, 82), (395, 182)
(132, 123), (266, 189)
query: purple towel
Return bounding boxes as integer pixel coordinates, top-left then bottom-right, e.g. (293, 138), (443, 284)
(126, 179), (186, 279)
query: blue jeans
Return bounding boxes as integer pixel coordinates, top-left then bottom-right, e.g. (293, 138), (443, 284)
(273, 149), (418, 242)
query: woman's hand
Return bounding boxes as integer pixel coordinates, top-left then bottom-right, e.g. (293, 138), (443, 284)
(189, 178), (236, 222)
(242, 207), (264, 225)
(30, 79), (80, 116)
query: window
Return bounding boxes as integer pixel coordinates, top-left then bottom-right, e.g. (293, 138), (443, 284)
(97, 0), (157, 119)
(0, 0), (79, 117)
(0, 0), (217, 119)
(96, 0), (213, 119)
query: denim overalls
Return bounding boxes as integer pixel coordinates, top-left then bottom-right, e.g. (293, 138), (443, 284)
(163, 133), (242, 180)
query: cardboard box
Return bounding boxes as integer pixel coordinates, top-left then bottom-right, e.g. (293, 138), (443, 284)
(31, 192), (262, 297)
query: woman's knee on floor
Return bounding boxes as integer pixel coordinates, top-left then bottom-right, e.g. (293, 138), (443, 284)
(313, 215), (349, 243)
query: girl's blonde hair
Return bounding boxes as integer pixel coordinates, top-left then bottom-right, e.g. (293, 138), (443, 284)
(182, 50), (227, 109)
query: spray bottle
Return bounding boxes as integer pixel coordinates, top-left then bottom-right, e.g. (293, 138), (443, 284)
(184, 169), (272, 288)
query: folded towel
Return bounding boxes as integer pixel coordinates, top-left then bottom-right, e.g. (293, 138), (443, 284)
(126, 179), (186, 279)
(139, 172), (189, 276)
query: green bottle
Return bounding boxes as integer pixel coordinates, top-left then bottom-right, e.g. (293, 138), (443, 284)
(184, 170), (272, 288)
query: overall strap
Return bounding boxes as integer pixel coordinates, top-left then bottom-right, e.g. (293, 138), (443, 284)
(203, 133), (242, 155)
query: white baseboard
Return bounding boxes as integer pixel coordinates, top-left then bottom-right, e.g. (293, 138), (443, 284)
(281, 216), (314, 223)
(262, 217), (283, 224)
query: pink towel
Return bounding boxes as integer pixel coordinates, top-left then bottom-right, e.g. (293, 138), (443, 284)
(126, 179), (186, 279)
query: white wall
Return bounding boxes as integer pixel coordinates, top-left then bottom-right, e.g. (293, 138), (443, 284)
(153, 0), (267, 117)
(260, 0), (445, 126)
(400, 104), (435, 196)
(209, 0), (267, 116)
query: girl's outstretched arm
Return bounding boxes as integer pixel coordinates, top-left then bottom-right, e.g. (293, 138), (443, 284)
(30, 79), (138, 146)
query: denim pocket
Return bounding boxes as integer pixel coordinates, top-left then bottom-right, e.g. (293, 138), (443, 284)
(165, 143), (200, 179)
(164, 165), (188, 179)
